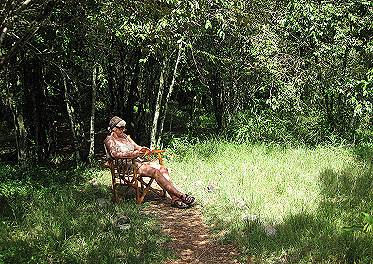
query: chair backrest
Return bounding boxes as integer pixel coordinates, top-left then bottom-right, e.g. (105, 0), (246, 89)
(103, 144), (113, 160)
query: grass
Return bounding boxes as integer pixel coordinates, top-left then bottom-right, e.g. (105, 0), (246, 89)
(167, 139), (373, 263)
(0, 165), (172, 264)
(1, 140), (372, 263)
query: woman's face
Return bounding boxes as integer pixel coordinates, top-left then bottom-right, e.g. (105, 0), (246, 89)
(113, 126), (126, 137)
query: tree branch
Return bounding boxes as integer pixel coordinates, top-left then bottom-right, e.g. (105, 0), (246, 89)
(0, 0), (53, 70)
(0, 22), (40, 69)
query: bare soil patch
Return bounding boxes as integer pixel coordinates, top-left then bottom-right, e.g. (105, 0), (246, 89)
(143, 200), (240, 264)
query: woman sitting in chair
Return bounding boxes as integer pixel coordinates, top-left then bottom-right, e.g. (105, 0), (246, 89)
(104, 116), (195, 208)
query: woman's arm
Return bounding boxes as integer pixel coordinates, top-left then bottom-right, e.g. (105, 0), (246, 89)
(127, 135), (151, 154)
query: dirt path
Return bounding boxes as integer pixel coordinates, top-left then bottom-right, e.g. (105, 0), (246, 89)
(143, 200), (240, 264)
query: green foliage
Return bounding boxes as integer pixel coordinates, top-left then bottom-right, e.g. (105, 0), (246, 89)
(225, 109), (338, 146)
(362, 212), (373, 233)
(1, 0), (372, 165)
(344, 211), (373, 235)
(276, 0), (373, 142)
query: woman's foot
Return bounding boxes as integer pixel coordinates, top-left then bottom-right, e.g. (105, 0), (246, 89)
(170, 194), (195, 209)
(181, 194), (195, 205)
(171, 200), (189, 209)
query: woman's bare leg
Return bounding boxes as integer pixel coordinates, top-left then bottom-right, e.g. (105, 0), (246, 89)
(146, 162), (171, 181)
(137, 164), (182, 200)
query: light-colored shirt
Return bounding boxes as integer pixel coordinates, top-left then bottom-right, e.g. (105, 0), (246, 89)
(115, 142), (134, 152)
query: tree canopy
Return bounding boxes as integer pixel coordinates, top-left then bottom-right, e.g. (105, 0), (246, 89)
(1, 0), (372, 164)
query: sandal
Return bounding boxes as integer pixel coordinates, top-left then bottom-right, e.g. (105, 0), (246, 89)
(181, 194), (195, 205)
(172, 200), (189, 209)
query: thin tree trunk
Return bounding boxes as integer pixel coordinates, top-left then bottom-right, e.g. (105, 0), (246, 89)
(3, 70), (27, 164)
(89, 65), (97, 160)
(9, 100), (27, 165)
(210, 71), (223, 132)
(14, 108), (27, 165)
(4, 94), (27, 165)
(41, 70), (52, 158)
(126, 47), (141, 134)
(118, 49), (126, 115)
(63, 74), (81, 164)
(141, 56), (158, 142)
(157, 41), (183, 147)
(106, 56), (116, 115)
(150, 59), (167, 149)
(30, 87), (40, 157)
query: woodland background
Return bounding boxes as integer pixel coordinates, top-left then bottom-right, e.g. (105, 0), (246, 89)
(1, 1), (373, 263)
(0, 0), (372, 164)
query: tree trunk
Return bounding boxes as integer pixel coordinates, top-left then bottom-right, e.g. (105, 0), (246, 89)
(106, 58), (116, 115)
(118, 48), (127, 115)
(63, 74), (81, 165)
(3, 70), (28, 165)
(125, 47), (141, 134)
(210, 71), (223, 132)
(150, 59), (167, 149)
(157, 41), (183, 147)
(4, 93), (27, 165)
(25, 58), (49, 162)
(89, 65), (97, 161)
(14, 108), (27, 165)
(8, 99), (27, 165)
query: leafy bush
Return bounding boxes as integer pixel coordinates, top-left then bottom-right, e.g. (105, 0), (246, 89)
(225, 109), (337, 145)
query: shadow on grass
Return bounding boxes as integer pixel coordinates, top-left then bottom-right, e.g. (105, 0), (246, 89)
(209, 162), (373, 263)
(0, 165), (172, 264)
(352, 144), (373, 164)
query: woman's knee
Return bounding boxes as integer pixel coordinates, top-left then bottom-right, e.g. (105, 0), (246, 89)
(138, 165), (160, 178)
(148, 167), (163, 180)
(159, 167), (169, 174)
(158, 167), (170, 181)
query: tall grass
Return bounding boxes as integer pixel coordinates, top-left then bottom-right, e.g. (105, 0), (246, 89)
(167, 138), (373, 263)
(1, 140), (371, 263)
(0, 165), (172, 264)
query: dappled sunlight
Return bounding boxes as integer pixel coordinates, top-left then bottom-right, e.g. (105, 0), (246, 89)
(0, 166), (172, 263)
(1, 142), (371, 263)
(143, 201), (239, 263)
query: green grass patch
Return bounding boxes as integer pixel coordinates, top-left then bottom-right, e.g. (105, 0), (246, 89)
(2, 140), (371, 263)
(0, 164), (172, 264)
(167, 139), (373, 263)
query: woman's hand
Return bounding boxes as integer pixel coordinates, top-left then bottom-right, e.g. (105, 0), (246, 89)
(139, 147), (151, 155)
(119, 149), (145, 158)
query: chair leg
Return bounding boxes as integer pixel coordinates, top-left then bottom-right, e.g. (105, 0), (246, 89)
(137, 193), (145, 204)
(136, 181), (147, 204)
(137, 187), (151, 204)
(112, 183), (118, 203)
(109, 158), (167, 204)
(136, 178), (158, 204)
(112, 177), (117, 203)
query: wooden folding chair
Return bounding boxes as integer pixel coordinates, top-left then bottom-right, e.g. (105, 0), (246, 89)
(104, 145), (166, 204)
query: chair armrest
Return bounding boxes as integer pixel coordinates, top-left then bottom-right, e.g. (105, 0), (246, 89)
(146, 149), (166, 166)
